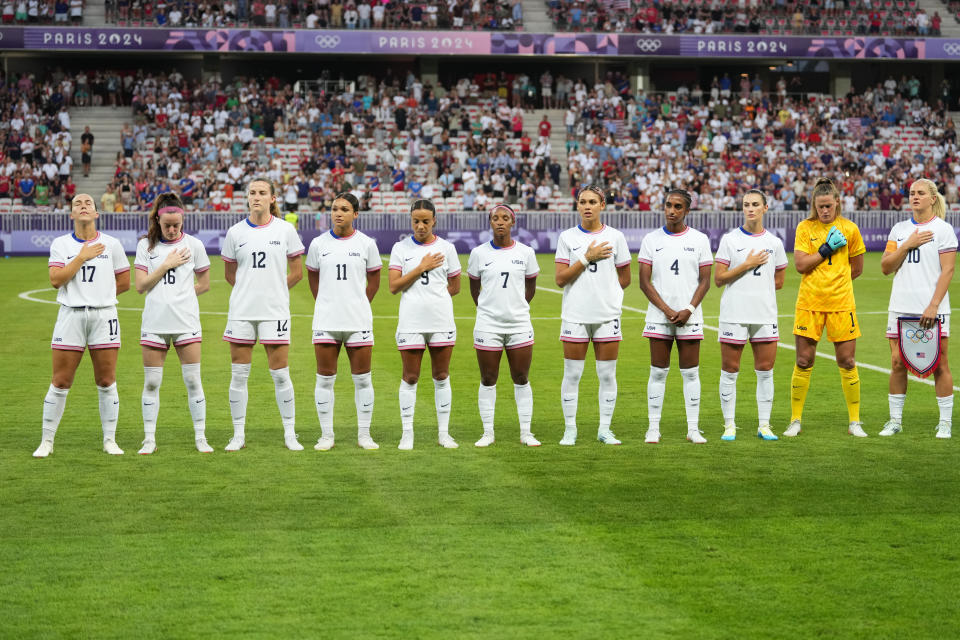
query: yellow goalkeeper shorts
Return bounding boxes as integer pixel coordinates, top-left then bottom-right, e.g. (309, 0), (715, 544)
(793, 309), (861, 343)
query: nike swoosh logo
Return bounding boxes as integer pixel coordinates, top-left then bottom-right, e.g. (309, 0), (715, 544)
(896, 238), (904, 242)
(440, 403), (450, 408)
(362, 403), (372, 407)
(404, 257), (413, 262)
(113, 401), (119, 405)
(401, 406), (412, 411)
(736, 248), (745, 252)
(44, 400), (55, 404)
(485, 262), (494, 266)
(283, 399), (292, 403)
(143, 402), (154, 406)
(195, 399), (203, 404)
(720, 394), (731, 399)
(571, 246), (581, 252)
(191, 332), (199, 336)
(322, 252), (331, 257)
(67, 255), (77, 260)
(238, 242), (247, 247)
(230, 400), (240, 404)
(317, 401), (329, 406)
(655, 247), (663, 252)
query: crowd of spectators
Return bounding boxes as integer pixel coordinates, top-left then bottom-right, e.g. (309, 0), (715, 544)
(1, 0), (83, 24)
(107, 0), (522, 30)
(0, 71), (77, 209)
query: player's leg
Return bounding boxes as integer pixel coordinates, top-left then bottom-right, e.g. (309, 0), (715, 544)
(265, 342), (301, 450)
(475, 346), (503, 447)
(346, 343), (377, 449)
(36, 348), (83, 457)
(934, 337), (952, 439)
(787, 334), (819, 437)
(751, 340), (778, 441)
(428, 343), (457, 448)
(90, 346), (123, 454)
(174, 341), (209, 452)
(833, 338), (865, 437)
(139, 343), (168, 454)
(881, 337), (907, 435)
(678, 339), (705, 443)
(645, 337), (673, 443)
(506, 344), (538, 446)
(593, 338), (622, 445)
(719, 341), (744, 440)
(225, 321), (255, 450)
(560, 338), (589, 445)
(398, 346), (424, 450)
(313, 342), (341, 450)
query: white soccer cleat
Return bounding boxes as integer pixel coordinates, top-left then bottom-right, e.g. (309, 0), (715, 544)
(597, 430), (622, 445)
(398, 431), (414, 450)
(224, 437), (245, 451)
(757, 425), (779, 441)
(138, 440), (157, 455)
(32, 439), (54, 458)
(879, 420), (902, 437)
(848, 422), (868, 438)
(314, 435), (335, 451)
(721, 423), (737, 441)
(783, 420), (802, 437)
(195, 438), (214, 453)
(358, 435), (380, 450)
(559, 427), (577, 446)
(935, 421), (952, 439)
(520, 433), (541, 447)
(686, 429), (707, 444)
(475, 433), (495, 447)
(438, 433), (459, 449)
(103, 439), (124, 455)
(644, 429), (661, 444)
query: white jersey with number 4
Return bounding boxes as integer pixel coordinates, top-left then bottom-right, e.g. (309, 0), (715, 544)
(554, 224), (631, 324)
(305, 229), (381, 331)
(389, 236), (461, 333)
(715, 227), (787, 324)
(467, 240), (539, 334)
(887, 217), (958, 315)
(48, 231), (129, 307)
(134, 233), (210, 334)
(221, 216), (304, 320)
(637, 226), (713, 325)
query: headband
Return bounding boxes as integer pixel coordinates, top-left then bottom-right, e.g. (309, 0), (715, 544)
(157, 206), (185, 215)
(490, 203), (516, 221)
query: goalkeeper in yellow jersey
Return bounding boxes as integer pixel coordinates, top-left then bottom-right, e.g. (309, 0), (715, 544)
(786, 178), (868, 438)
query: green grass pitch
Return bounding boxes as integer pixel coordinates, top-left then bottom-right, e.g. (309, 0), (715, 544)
(1, 252), (959, 639)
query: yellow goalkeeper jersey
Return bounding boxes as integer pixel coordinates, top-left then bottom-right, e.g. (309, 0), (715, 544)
(794, 216), (865, 312)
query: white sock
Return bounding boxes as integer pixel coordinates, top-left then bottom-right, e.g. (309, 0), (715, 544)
(888, 393), (905, 423)
(399, 380), (417, 432)
(141, 366), (163, 440)
(315, 373), (336, 438)
(719, 369), (738, 425)
(41, 384), (69, 441)
(680, 366), (701, 431)
(353, 372), (374, 439)
(647, 366), (669, 430)
(181, 363), (205, 438)
(514, 382), (533, 436)
(434, 377), (452, 435)
(98, 382), (120, 442)
(270, 366), (296, 436)
(937, 395), (953, 423)
(229, 363), (251, 440)
(561, 358), (585, 429)
(596, 359), (617, 432)
(755, 369), (774, 426)
(478, 384), (496, 434)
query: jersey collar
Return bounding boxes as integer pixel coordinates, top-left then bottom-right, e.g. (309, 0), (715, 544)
(245, 216), (274, 228)
(330, 228), (356, 240)
(72, 231), (100, 243)
(489, 240), (516, 250)
(738, 226), (765, 237)
(412, 235), (438, 246)
(161, 232), (185, 244)
(662, 225), (689, 236)
(577, 223), (605, 235)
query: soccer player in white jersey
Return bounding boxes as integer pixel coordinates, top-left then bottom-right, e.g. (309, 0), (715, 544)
(880, 178), (957, 438)
(555, 185), (631, 446)
(133, 193), (212, 455)
(33, 193), (130, 458)
(637, 189), (713, 444)
(221, 178), (304, 452)
(388, 199), (461, 450)
(714, 189), (787, 442)
(306, 193), (382, 451)
(468, 204), (540, 447)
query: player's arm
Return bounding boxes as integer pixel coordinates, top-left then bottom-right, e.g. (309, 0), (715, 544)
(447, 272), (460, 297)
(194, 268), (210, 296)
(136, 248), (190, 294)
(469, 275), (481, 306)
(793, 249), (825, 274)
(388, 252), (443, 294)
(880, 229), (935, 275)
(115, 268), (131, 295)
(366, 268), (380, 302)
(307, 268), (319, 299)
(49, 241), (105, 288)
(849, 252), (863, 280)
(921, 251), (956, 323)
(637, 261), (677, 319)
(524, 274), (537, 303)
(555, 240), (611, 287)
(286, 254), (303, 289)
(616, 263), (631, 290)
(715, 250), (769, 286)
(224, 259), (237, 287)
(774, 266), (786, 290)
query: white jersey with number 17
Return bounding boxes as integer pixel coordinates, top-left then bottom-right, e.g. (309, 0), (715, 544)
(48, 231), (130, 307)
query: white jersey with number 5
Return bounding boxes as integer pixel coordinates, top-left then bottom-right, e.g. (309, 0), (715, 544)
(715, 227), (787, 324)
(48, 231), (129, 307)
(134, 233), (210, 334)
(221, 216), (304, 320)
(554, 224), (631, 323)
(467, 240), (539, 333)
(305, 229), (381, 331)
(637, 226), (713, 325)
(887, 217), (958, 315)
(389, 236), (461, 333)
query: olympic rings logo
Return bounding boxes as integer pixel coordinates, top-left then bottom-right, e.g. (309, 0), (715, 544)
(942, 43), (960, 57)
(31, 234), (56, 247)
(905, 328), (935, 343)
(634, 38), (662, 52)
(314, 35), (341, 49)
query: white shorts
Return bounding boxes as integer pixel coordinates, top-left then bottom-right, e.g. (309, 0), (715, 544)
(560, 318), (622, 343)
(141, 330), (202, 349)
(886, 312), (950, 338)
(52, 305), (121, 351)
(717, 321), (779, 345)
(396, 329), (456, 350)
(474, 329), (534, 351)
(313, 329), (374, 347)
(643, 321), (704, 341)
(223, 319), (291, 345)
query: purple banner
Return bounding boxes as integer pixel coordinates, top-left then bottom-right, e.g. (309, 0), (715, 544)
(1, 27), (957, 59)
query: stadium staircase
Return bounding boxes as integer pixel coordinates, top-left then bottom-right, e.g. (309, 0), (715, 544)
(69, 106), (134, 199)
(519, 0), (553, 31)
(920, 0), (960, 36)
(541, 108), (568, 189)
(84, 1), (106, 25)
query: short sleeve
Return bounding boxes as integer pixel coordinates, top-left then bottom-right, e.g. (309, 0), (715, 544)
(221, 228), (237, 262)
(774, 238), (788, 270)
(111, 238), (130, 273)
(555, 232), (571, 264)
(714, 234), (731, 266)
(847, 222), (866, 258)
(304, 238), (319, 272)
(794, 222), (812, 255)
(388, 241), (403, 272)
(613, 231), (631, 267)
(445, 243), (461, 278)
(48, 237), (66, 268)
(286, 223), (305, 257)
(134, 239), (149, 273)
(938, 223), (958, 253)
(192, 237), (211, 273)
(467, 247), (480, 279)
(366, 237), (382, 271)
(525, 246), (539, 278)
(698, 235), (713, 267)
(637, 233), (653, 265)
